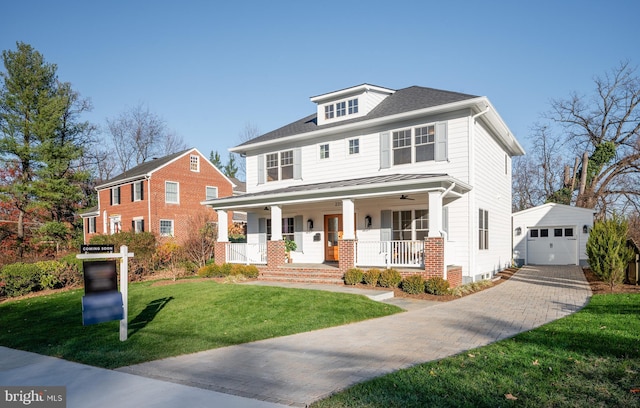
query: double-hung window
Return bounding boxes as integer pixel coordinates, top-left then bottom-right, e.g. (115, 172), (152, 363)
(324, 105), (334, 119)
(266, 217), (295, 242)
(133, 181), (143, 201)
(349, 138), (359, 155)
(205, 186), (218, 200)
(266, 150), (294, 182)
(392, 210), (429, 240)
(160, 219), (174, 236)
(336, 101), (346, 117)
(111, 187), (121, 205)
(415, 125), (435, 162)
(320, 144), (330, 159)
(165, 181), (179, 204)
(133, 218), (144, 233)
(392, 129), (412, 165)
(87, 217), (96, 234)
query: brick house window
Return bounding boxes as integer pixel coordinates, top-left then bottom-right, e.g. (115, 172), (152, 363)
(206, 186), (218, 200)
(160, 219), (174, 236)
(132, 181), (143, 201)
(111, 186), (121, 205)
(87, 217), (96, 234)
(165, 181), (179, 204)
(132, 218), (144, 233)
(190, 155), (199, 172)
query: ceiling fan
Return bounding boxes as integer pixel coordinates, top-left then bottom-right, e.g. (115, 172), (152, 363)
(400, 194), (414, 200)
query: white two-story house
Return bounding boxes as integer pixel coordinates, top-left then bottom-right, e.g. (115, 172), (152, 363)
(205, 84), (524, 285)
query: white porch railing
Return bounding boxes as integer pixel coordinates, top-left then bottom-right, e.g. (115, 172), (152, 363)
(226, 243), (267, 264)
(356, 241), (425, 268)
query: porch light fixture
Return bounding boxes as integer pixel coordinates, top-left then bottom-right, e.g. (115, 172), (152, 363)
(515, 227), (522, 236)
(365, 215), (372, 228)
(307, 219), (314, 230)
(583, 225), (589, 234)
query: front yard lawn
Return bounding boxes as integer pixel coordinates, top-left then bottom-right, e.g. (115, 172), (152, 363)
(0, 280), (401, 368)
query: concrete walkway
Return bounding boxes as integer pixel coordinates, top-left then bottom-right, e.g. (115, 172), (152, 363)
(118, 265), (592, 406)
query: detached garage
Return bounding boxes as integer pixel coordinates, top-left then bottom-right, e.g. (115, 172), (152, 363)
(512, 203), (595, 266)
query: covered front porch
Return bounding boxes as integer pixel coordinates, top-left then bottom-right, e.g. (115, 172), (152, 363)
(205, 174), (470, 286)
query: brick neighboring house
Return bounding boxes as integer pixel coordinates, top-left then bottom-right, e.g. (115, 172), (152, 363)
(80, 148), (234, 244)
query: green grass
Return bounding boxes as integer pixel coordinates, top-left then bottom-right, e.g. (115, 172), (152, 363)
(312, 294), (640, 408)
(0, 280), (401, 368)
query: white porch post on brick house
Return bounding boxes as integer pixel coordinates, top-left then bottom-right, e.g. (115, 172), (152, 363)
(342, 199), (355, 240)
(428, 191), (442, 237)
(427, 189), (447, 280)
(217, 210), (229, 242)
(270, 205), (283, 241)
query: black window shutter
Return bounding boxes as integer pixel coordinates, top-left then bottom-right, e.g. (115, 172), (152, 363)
(131, 184), (134, 202)
(110, 189), (113, 205)
(140, 181), (144, 200)
(141, 219), (145, 232)
(132, 220), (135, 231)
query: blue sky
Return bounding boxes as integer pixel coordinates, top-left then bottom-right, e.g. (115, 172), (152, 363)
(2, 0), (638, 165)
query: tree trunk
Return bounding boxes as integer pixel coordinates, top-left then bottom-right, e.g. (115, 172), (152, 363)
(17, 209), (25, 258)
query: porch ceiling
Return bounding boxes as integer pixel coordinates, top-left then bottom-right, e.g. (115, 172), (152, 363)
(202, 173), (472, 211)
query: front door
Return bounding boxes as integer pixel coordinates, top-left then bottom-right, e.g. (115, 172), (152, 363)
(324, 214), (342, 262)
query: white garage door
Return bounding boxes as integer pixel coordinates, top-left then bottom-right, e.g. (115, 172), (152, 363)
(527, 227), (577, 265)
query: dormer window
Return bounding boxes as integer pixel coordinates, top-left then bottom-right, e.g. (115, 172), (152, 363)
(336, 101), (346, 117)
(324, 105), (334, 120)
(348, 98), (358, 114)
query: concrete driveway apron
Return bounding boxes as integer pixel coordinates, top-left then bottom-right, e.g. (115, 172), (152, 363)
(118, 265), (591, 407)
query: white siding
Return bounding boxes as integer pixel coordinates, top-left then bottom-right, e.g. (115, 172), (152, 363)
(471, 121), (513, 280)
(512, 203), (594, 266)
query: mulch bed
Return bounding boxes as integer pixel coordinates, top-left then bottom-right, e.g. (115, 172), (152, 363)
(583, 268), (640, 294)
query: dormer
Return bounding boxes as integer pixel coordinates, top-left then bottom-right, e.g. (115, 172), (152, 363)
(311, 84), (395, 126)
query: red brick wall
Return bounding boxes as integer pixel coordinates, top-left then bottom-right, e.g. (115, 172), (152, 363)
(446, 265), (463, 288)
(86, 150), (233, 245)
(338, 239), (356, 272)
(424, 237), (444, 279)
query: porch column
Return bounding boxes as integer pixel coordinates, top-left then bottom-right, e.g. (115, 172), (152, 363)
(342, 199), (355, 240)
(270, 205), (283, 241)
(428, 191), (442, 237)
(217, 210), (229, 242)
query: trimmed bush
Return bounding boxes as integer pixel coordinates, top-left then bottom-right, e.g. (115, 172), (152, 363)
(197, 264), (216, 278)
(401, 274), (426, 294)
(344, 268), (364, 285)
(363, 268), (381, 287)
(379, 268), (402, 288)
(240, 265), (260, 279)
(0, 263), (43, 297)
(197, 263), (258, 279)
(425, 276), (450, 295)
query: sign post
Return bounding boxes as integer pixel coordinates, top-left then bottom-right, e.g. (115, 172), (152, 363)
(77, 245), (134, 341)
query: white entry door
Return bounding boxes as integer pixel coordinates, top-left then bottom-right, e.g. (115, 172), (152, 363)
(527, 227), (577, 265)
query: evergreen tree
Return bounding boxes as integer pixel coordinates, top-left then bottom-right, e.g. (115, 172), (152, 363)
(209, 150), (222, 169)
(224, 153), (238, 178)
(0, 42), (91, 255)
(586, 214), (634, 290)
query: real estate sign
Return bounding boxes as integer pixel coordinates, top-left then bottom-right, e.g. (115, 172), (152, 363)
(81, 260), (123, 325)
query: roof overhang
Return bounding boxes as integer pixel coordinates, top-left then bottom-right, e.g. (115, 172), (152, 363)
(202, 174), (472, 211)
(231, 97), (524, 157)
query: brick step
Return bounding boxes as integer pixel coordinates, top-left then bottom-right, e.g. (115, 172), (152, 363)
(259, 268), (345, 284)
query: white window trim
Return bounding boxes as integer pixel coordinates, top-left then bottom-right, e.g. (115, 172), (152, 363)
(133, 216), (144, 233)
(88, 217), (96, 234)
(133, 181), (143, 201)
(206, 186), (218, 200)
(319, 143), (330, 160)
(159, 219), (174, 237)
(347, 138), (360, 155)
(190, 155), (200, 172)
(165, 181), (179, 204)
(111, 187), (120, 205)
(390, 122), (440, 166)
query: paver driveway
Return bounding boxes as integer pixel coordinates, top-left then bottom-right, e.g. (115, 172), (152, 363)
(118, 265), (591, 407)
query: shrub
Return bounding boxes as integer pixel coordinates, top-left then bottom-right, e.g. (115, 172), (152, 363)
(0, 263), (43, 297)
(240, 264), (260, 279)
(379, 268), (402, 288)
(449, 280), (493, 297)
(363, 268), (381, 287)
(344, 268), (364, 285)
(401, 274), (426, 294)
(425, 276), (450, 295)
(587, 215), (634, 291)
(197, 264), (215, 278)
(35, 260), (64, 289)
(90, 232), (157, 260)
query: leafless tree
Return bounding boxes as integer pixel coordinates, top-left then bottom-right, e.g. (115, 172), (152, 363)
(547, 61), (640, 217)
(162, 130), (187, 156)
(235, 121), (260, 181)
(181, 210), (217, 268)
(106, 103), (169, 173)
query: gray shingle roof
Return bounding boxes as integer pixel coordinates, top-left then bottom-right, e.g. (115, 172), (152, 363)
(97, 149), (192, 189)
(237, 86), (478, 147)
